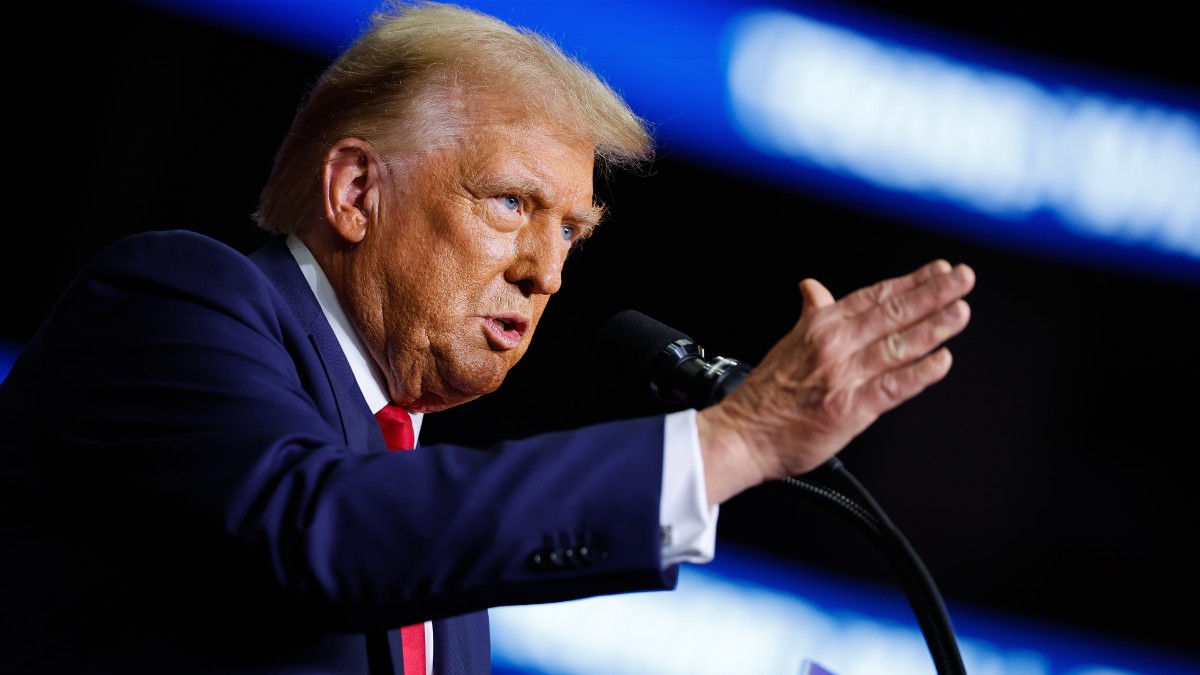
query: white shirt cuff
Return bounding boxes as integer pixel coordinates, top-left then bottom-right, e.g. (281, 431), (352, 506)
(660, 408), (718, 566)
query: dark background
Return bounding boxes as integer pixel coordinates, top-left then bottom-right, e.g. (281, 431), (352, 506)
(8, 0), (1198, 667)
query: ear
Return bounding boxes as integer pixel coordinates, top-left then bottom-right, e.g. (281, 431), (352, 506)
(321, 137), (383, 245)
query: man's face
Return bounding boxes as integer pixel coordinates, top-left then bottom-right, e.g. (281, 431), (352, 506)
(346, 119), (599, 412)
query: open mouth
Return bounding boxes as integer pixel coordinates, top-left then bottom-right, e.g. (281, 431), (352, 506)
(481, 315), (528, 349)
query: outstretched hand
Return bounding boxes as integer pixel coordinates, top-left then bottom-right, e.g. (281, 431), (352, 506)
(696, 259), (976, 506)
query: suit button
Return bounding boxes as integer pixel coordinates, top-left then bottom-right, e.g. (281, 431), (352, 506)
(579, 545), (604, 564)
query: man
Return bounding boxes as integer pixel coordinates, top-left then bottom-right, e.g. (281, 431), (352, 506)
(0, 1), (975, 673)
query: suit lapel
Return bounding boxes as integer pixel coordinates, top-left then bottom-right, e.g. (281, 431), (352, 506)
(249, 236), (385, 455)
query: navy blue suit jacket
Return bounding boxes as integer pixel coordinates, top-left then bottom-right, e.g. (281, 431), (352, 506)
(0, 231), (678, 674)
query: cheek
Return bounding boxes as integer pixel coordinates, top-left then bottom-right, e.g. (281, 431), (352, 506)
(405, 236), (511, 306)
(443, 222), (517, 277)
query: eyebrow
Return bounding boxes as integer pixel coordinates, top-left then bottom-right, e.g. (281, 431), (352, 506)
(572, 203), (605, 237)
(475, 175), (605, 234)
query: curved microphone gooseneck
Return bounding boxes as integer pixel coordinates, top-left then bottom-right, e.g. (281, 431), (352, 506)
(600, 309), (967, 675)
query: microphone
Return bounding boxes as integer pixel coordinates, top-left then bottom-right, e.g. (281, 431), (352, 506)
(599, 309), (753, 409)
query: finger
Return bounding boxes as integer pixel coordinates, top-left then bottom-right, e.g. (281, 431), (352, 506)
(838, 259), (954, 318)
(845, 263), (975, 350)
(858, 298), (971, 375)
(860, 346), (955, 417)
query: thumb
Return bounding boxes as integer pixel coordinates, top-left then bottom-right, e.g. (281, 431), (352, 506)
(798, 278), (835, 313)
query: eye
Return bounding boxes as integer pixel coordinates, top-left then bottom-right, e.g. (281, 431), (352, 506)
(560, 225), (576, 242)
(499, 194), (521, 212)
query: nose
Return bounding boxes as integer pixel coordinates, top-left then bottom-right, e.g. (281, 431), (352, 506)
(505, 219), (566, 297)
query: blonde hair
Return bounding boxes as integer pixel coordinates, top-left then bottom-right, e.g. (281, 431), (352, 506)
(254, 0), (654, 234)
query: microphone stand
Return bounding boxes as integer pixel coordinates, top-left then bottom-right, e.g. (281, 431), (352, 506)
(655, 350), (968, 674)
(765, 460), (968, 675)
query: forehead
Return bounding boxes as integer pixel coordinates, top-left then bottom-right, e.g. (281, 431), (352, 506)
(456, 119), (596, 194)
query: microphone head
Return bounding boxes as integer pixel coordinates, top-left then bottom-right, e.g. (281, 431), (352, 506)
(600, 309), (698, 379)
(600, 310), (751, 409)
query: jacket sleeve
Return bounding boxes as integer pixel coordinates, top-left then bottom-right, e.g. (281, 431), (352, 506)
(2, 230), (676, 639)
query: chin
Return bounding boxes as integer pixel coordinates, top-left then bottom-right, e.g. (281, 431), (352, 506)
(430, 359), (509, 408)
(413, 394), (484, 414)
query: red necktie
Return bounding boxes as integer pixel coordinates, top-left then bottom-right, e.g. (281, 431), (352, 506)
(375, 403), (416, 453)
(373, 404), (426, 675)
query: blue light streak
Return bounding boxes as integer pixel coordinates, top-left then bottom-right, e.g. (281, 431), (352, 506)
(491, 544), (1200, 675)
(724, 9), (1199, 274)
(128, 0), (1200, 284)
